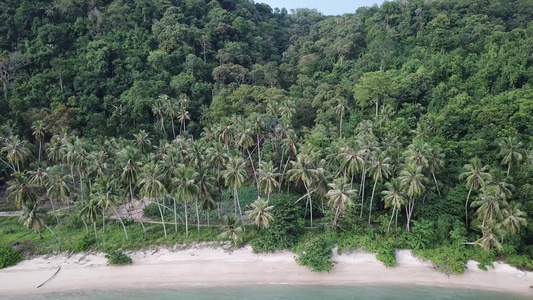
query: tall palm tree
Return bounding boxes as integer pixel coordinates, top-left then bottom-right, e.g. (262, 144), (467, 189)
(160, 95), (178, 138)
(219, 215), (243, 245)
(139, 162), (168, 238)
(6, 172), (38, 209)
(1, 136), (31, 172)
(117, 146), (145, 232)
(459, 157), (491, 226)
(338, 145), (364, 187)
(498, 136), (524, 177)
(80, 198), (100, 239)
(471, 185), (504, 227)
(196, 166), (216, 227)
(399, 164), (426, 232)
(257, 161), (280, 201)
(475, 221), (504, 251)
(279, 100), (295, 123)
(247, 197), (275, 229)
(152, 97), (167, 136)
(172, 166), (199, 237)
(287, 153), (319, 227)
(404, 138), (429, 169)
(45, 135), (66, 164)
(279, 130), (298, 194)
(382, 178), (407, 233)
(326, 179), (356, 227)
(333, 98), (347, 138)
(367, 150), (391, 224)
(500, 202), (527, 235)
(32, 120), (45, 162)
(427, 145), (444, 195)
(235, 120), (258, 188)
(221, 156), (248, 223)
(178, 109), (191, 135)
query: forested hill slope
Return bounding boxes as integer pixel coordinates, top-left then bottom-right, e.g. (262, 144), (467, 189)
(1, 0), (533, 268)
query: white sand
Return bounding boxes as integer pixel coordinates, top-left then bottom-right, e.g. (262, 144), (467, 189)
(0, 245), (531, 296)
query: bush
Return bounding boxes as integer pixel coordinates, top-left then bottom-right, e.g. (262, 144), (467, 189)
(105, 251), (132, 266)
(143, 203), (161, 219)
(405, 219), (435, 250)
(293, 232), (336, 272)
(376, 243), (397, 267)
(0, 244), (23, 269)
(414, 245), (467, 275)
(506, 254), (533, 271)
(74, 234), (96, 252)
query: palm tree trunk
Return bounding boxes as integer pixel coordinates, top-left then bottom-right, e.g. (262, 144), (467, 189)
(93, 221), (98, 239)
(246, 149), (258, 190)
(333, 205), (340, 227)
(234, 188), (244, 230)
(157, 198), (167, 238)
(465, 184), (473, 227)
(82, 218), (89, 233)
(102, 208), (105, 232)
(173, 198), (178, 233)
(184, 198), (189, 237)
(387, 206), (395, 233)
(38, 228), (43, 239)
(195, 197), (200, 233)
(303, 181), (313, 228)
(50, 199), (59, 223)
(171, 118), (176, 139)
(44, 225), (60, 243)
(113, 208), (129, 240)
(339, 114), (343, 139)
(257, 135), (262, 165)
(368, 180), (378, 224)
(207, 210), (210, 227)
(506, 163), (511, 177)
(38, 141), (42, 162)
(432, 172), (441, 195)
(131, 184), (146, 233)
(395, 207), (399, 228)
(281, 156), (291, 194)
(360, 168), (366, 218)
(375, 101), (379, 116)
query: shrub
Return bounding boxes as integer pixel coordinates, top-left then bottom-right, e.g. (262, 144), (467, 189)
(376, 243), (397, 267)
(0, 244), (23, 269)
(143, 203), (161, 219)
(414, 245), (467, 275)
(105, 251), (132, 266)
(293, 232), (336, 272)
(74, 234), (96, 252)
(506, 254), (533, 271)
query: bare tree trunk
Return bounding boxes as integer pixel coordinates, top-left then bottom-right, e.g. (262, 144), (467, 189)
(113, 208), (129, 240)
(368, 180), (378, 224)
(157, 197), (167, 238)
(195, 197), (200, 233)
(465, 184), (473, 228)
(184, 198), (189, 237)
(432, 172), (441, 195)
(387, 206), (396, 233)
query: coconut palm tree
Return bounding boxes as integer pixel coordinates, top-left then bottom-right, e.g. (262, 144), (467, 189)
(45, 135), (66, 164)
(1, 136), (31, 172)
(382, 178), (407, 233)
(247, 197), (275, 229)
(80, 198), (100, 239)
(498, 136), (524, 177)
(92, 176), (128, 239)
(279, 99), (295, 123)
(152, 97), (167, 136)
(404, 138), (429, 169)
(333, 98), (347, 138)
(117, 146), (145, 231)
(367, 149), (391, 224)
(500, 202), (527, 235)
(32, 121), (45, 162)
(459, 157), (491, 226)
(221, 156), (248, 223)
(46, 165), (72, 215)
(471, 185), (504, 227)
(287, 153), (319, 227)
(196, 166), (216, 227)
(257, 161), (280, 201)
(337, 144), (364, 187)
(399, 164), (426, 232)
(427, 145), (444, 195)
(139, 162), (168, 238)
(279, 130), (298, 193)
(475, 221), (504, 251)
(134, 130), (152, 154)
(178, 109), (191, 135)
(326, 179), (356, 227)
(6, 172), (38, 209)
(160, 94), (178, 138)
(19, 202), (59, 242)
(219, 214), (243, 245)
(235, 120), (257, 187)
(172, 166), (199, 237)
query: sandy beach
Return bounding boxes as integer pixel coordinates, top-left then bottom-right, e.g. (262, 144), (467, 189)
(0, 245), (532, 297)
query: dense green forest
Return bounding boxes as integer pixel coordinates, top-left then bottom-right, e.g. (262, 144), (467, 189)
(1, 0), (533, 272)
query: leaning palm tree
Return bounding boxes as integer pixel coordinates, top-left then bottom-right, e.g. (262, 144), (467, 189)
(399, 163), (426, 232)
(6, 172), (38, 209)
(367, 149), (391, 224)
(31, 120), (45, 162)
(498, 136), (524, 177)
(19, 202), (60, 242)
(221, 156), (248, 222)
(459, 157), (491, 226)
(172, 166), (199, 237)
(287, 153), (319, 227)
(382, 178), (407, 233)
(139, 162), (168, 238)
(471, 185), (504, 227)
(1, 136), (31, 172)
(257, 161), (280, 201)
(500, 202), (527, 235)
(247, 197), (275, 229)
(80, 198), (100, 239)
(333, 98), (347, 138)
(219, 214), (243, 245)
(326, 179), (356, 227)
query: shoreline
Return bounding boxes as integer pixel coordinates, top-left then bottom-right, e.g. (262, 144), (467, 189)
(0, 245), (532, 297)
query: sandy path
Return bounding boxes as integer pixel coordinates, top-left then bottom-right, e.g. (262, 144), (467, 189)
(0, 246), (531, 296)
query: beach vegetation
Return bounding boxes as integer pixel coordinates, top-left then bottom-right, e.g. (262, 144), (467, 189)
(105, 250), (133, 266)
(0, 244), (23, 269)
